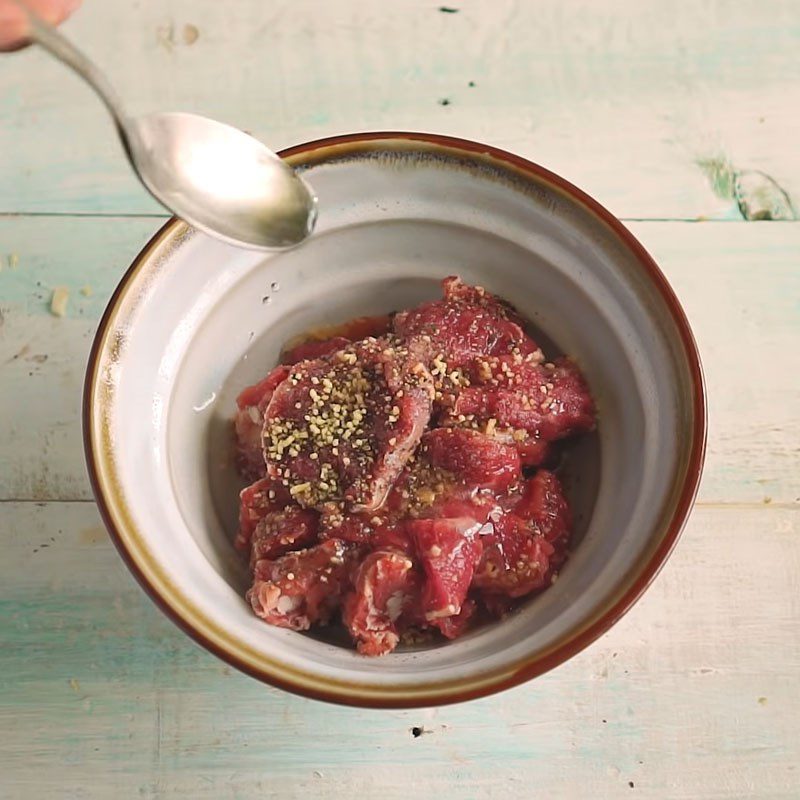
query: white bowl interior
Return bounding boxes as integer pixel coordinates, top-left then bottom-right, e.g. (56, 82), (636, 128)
(97, 143), (697, 695)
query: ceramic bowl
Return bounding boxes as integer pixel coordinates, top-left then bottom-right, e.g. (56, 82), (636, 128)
(84, 133), (706, 708)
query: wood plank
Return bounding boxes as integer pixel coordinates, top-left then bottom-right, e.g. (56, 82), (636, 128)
(1, 217), (797, 504)
(633, 222), (800, 508)
(0, 0), (799, 219)
(0, 501), (797, 798)
(0, 217), (160, 501)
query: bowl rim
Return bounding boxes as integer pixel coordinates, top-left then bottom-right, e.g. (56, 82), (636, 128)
(83, 131), (707, 708)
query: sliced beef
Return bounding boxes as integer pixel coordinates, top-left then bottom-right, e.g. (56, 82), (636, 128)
(248, 539), (353, 631)
(250, 505), (319, 565)
(420, 428), (521, 494)
(393, 276), (540, 368)
(472, 513), (554, 598)
(236, 365), (292, 410)
(513, 470), (572, 566)
(262, 338), (434, 511)
(512, 435), (553, 468)
(371, 523), (416, 556)
(409, 517), (484, 620)
(443, 356), (595, 445)
(236, 477), (289, 552)
(280, 315), (392, 365)
(480, 427), (553, 468)
(281, 336), (351, 365)
(318, 505), (374, 545)
(342, 549), (421, 656)
(318, 505), (416, 557)
(234, 364), (291, 480)
(381, 431), (507, 529)
(235, 278), (592, 655)
(431, 597), (477, 640)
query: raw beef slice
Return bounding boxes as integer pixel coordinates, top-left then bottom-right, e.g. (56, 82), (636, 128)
(262, 338), (434, 511)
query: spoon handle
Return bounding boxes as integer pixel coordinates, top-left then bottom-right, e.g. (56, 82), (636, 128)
(20, 5), (130, 131)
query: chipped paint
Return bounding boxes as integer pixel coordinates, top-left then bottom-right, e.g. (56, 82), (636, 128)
(734, 170), (796, 221)
(697, 157), (796, 221)
(696, 156), (737, 200)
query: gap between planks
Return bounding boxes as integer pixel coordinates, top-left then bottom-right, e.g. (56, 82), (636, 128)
(0, 212), (170, 219)
(2, 212), (800, 223)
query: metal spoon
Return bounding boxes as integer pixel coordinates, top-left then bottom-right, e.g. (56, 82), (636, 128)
(22, 9), (317, 249)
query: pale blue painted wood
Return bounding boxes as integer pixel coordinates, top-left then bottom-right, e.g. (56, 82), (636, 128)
(1, 1), (799, 797)
(0, 0), (799, 219)
(1, 502), (798, 798)
(1, 217), (797, 504)
(0, 217), (162, 501)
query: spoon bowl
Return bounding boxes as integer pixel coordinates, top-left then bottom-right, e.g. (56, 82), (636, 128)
(21, 7), (317, 250)
(127, 113), (318, 249)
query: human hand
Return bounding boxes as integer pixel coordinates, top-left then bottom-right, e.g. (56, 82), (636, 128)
(0, 0), (81, 52)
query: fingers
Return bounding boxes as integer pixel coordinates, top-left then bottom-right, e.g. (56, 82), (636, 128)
(0, 0), (82, 52)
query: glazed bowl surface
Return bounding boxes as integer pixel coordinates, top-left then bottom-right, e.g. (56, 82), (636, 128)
(84, 132), (706, 708)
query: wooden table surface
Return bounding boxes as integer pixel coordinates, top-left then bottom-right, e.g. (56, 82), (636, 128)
(1, 2), (798, 797)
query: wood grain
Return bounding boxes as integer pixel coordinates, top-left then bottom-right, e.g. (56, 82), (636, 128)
(0, 217), (158, 501)
(1, 0), (799, 795)
(0, 0), (798, 219)
(1, 217), (797, 504)
(1, 501), (797, 799)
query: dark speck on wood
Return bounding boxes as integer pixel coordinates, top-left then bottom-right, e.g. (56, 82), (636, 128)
(628, 781), (635, 789)
(410, 726), (424, 738)
(468, 80), (476, 87)
(438, 6), (459, 12)
(438, 98), (451, 106)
